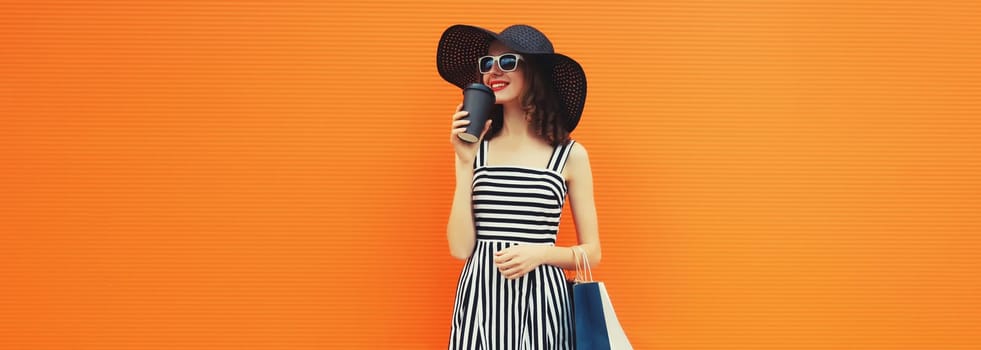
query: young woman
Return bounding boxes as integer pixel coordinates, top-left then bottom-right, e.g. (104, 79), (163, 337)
(437, 24), (601, 349)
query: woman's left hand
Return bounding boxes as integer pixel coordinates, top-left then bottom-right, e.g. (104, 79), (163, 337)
(494, 245), (547, 280)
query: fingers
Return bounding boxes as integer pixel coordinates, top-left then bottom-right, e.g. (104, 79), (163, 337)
(493, 256), (510, 266)
(496, 258), (520, 270)
(452, 119), (470, 128)
(451, 117), (469, 140)
(493, 248), (511, 263)
(450, 106), (470, 142)
(500, 265), (528, 279)
(495, 250), (528, 279)
(453, 103), (467, 121)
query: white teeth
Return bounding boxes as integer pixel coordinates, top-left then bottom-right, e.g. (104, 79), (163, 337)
(492, 83), (508, 88)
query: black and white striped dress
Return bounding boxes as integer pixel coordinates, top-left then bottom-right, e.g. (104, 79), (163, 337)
(449, 139), (576, 350)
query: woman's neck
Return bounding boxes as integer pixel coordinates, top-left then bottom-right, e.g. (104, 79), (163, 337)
(497, 101), (536, 140)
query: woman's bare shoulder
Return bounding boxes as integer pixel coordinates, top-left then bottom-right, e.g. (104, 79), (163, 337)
(564, 141), (592, 181)
(568, 141), (591, 163)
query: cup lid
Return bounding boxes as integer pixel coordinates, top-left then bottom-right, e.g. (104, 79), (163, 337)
(463, 83), (493, 94)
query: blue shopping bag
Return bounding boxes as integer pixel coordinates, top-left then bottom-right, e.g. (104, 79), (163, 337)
(572, 247), (632, 349)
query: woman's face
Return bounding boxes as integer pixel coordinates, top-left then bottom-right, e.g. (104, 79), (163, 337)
(482, 41), (525, 104)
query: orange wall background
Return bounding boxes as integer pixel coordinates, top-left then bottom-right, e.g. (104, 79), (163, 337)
(2, 0), (979, 349)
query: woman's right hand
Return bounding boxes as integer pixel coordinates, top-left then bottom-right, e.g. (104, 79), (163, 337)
(450, 103), (492, 166)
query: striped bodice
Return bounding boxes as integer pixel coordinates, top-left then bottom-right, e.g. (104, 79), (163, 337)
(471, 139), (576, 244)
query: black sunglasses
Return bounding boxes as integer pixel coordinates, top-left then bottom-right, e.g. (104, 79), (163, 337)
(478, 53), (524, 74)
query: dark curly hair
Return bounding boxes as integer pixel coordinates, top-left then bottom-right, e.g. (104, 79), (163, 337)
(483, 55), (571, 146)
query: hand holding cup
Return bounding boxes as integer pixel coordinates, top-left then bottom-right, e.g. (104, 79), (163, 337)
(457, 83), (496, 143)
(450, 103), (492, 166)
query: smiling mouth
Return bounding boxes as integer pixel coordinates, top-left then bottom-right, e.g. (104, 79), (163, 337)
(490, 82), (509, 91)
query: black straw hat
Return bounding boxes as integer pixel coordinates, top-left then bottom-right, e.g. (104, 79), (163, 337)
(436, 24), (587, 132)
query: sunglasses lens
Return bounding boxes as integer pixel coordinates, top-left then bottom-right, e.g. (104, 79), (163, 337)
(499, 55), (518, 71)
(479, 57), (495, 73)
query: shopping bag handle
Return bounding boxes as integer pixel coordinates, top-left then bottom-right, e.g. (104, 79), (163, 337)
(573, 246), (593, 283)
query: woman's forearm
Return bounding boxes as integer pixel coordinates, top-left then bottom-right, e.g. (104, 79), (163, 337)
(446, 161), (477, 259)
(541, 243), (602, 271)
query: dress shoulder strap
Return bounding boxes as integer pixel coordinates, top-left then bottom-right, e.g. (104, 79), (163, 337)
(546, 140), (576, 173)
(473, 140), (489, 169)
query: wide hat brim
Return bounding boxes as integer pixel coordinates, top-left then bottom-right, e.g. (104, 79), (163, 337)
(436, 24), (587, 132)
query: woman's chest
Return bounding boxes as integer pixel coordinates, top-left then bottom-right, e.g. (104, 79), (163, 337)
(484, 144), (554, 169)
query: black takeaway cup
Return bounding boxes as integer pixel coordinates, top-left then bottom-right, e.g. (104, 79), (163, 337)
(458, 83), (496, 143)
